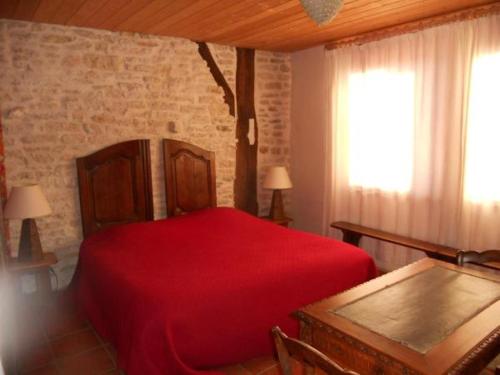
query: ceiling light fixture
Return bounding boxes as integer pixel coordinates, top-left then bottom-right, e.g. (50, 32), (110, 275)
(300, 0), (344, 26)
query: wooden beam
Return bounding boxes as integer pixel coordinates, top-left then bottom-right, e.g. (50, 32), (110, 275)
(326, 2), (500, 50)
(234, 48), (258, 215)
(196, 42), (235, 117)
(196, 43), (258, 214)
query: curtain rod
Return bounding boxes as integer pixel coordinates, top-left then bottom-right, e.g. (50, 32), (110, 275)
(325, 3), (500, 50)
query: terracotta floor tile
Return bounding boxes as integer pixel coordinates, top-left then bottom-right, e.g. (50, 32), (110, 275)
(241, 356), (278, 374)
(17, 342), (53, 374)
(15, 316), (46, 348)
(50, 328), (101, 358)
(21, 363), (59, 375)
(102, 343), (118, 367)
(218, 364), (253, 375)
(56, 347), (115, 375)
(105, 343), (117, 359)
(258, 366), (281, 375)
(44, 312), (88, 339)
(101, 370), (125, 375)
(290, 358), (305, 375)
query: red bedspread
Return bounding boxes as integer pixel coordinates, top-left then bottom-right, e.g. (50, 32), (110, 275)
(75, 208), (376, 375)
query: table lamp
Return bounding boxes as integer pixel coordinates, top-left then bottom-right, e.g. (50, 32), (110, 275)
(263, 166), (292, 221)
(4, 185), (52, 261)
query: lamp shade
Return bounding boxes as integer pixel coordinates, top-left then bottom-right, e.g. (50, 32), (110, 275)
(263, 166), (293, 190)
(4, 185), (52, 219)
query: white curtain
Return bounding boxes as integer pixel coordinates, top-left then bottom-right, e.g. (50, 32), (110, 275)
(325, 14), (500, 271)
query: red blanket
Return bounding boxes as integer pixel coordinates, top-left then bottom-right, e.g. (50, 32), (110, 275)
(75, 208), (376, 374)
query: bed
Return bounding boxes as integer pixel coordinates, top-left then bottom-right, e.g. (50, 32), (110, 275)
(73, 139), (376, 375)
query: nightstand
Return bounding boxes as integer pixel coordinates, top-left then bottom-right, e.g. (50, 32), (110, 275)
(8, 252), (57, 300)
(259, 216), (293, 228)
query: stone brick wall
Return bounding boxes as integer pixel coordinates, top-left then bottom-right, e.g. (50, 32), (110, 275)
(256, 52), (292, 216)
(0, 20), (291, 289)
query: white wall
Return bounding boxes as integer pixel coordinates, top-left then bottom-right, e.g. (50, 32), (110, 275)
(290, 46), (329, 235)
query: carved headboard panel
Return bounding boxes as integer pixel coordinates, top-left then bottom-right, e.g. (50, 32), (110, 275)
(77, 140), (154, 238)
(163, 139), (217, 217)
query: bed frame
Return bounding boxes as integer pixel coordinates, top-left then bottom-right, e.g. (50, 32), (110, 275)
(76, 138), (217, 237)
(76, 140), (154, 238)
(163, 139), (216, 217)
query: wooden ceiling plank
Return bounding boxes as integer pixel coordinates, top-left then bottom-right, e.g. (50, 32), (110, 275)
(230, 0), (416, 45)
(82, 0), (131, 28)
(0, 0), (20, 19)
(1, 0), (498, 52)
(216, 0), (400, 45)
(32, 0), (65, 22)
(113, 1), (178, 32)
(266, 0), (497, 50)
(255, 0), (476, 46)
(326, 0), (495, 36)
(159, 0), (276, 38)
(220, 11), (310, 44)
(152, 0), (276, 38)
(98, 0), (152, 30)
(12, 0), (40, 21)
(66, 0), (111, 26)
(276, 0), (497, 51)
(214, 5), (308, 44)
(325, 2), (500, 50)
(146, 0), (224, 34)
(201, 0), (300, 40)
(51, 0), (89, 24)
(258, 0), (491, 49)
(323, 0), (494, 30)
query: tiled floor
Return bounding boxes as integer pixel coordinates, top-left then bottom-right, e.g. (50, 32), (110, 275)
(14, 292), (498, 375)
(13, 292), (284, 375)
(13, 293), (122, 375)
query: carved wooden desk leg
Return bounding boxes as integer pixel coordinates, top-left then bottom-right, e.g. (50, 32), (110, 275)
(299, 321), (315, 375)
(341, 229), (362, 247)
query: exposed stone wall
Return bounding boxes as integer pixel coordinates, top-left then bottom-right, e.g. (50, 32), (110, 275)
(0, 20), (291, 289)
(256, 52), (292, 216)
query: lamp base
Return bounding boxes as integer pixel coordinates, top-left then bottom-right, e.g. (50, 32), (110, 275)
(18, 218), (43, 262)
(268, 189), (287, 221)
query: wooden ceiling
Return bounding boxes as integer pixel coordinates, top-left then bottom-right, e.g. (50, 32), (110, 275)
(0, 0), (498, 51)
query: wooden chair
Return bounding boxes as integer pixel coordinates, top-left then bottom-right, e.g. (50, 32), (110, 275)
(456, 250), (500, 266)
(272, 326), (359, 375)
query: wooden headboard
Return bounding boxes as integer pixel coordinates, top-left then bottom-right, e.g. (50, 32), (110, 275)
(77, 140), (154, 238)
(163, 139), (217, 217)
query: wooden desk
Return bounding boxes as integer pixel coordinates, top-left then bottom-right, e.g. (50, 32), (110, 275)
(295, 258), (500, 375)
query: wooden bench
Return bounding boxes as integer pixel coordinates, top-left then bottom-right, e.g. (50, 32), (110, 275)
(331, 221), (500, 271)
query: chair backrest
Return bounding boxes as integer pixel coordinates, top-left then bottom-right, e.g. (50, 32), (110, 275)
(456, 250), (500, 266)
(272, 326), (359, 375)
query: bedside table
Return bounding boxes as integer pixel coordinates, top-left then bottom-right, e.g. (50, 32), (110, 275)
(8, 252), (57, 299)
(259, 216), (293, 228)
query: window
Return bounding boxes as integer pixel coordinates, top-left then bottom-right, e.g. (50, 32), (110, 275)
(464, 53), (500, 203)
(347, 70), (415, 193)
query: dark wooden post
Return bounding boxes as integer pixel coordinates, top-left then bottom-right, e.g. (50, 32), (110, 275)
(235, 47), (258, 215)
